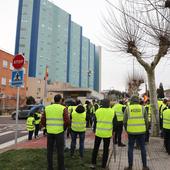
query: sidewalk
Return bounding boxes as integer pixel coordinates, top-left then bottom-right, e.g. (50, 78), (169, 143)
(1, 129), (170, 170)
(109, 137), (170, 170)
(13, 128), (95, 150)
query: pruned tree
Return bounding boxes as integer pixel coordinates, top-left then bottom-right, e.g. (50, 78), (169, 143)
(126, 73), (145, 96)
(102, 0), (170, 136)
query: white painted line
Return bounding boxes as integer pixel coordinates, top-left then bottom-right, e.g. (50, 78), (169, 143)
(0, 131), (43, 150)
(0, 135), (28, 149)
(0, 115), (11, 118)
(20, 131), (27, 133)
(0, 131), (14, 136)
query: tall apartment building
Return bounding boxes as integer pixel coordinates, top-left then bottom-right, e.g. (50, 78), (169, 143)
(15, 0), (101, 91)
(67, 21), (82, 87)
(94, 46), (101, 92)
(89, 43), (95, 89)
(81, 36), (90, 88)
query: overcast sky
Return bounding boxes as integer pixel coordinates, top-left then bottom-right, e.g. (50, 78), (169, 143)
(0, 0), (170, 92)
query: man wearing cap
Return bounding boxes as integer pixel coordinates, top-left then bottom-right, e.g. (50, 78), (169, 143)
(124, 95), (149, 170)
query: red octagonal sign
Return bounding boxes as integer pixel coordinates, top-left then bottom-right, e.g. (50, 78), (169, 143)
(13, 54), (25, 69)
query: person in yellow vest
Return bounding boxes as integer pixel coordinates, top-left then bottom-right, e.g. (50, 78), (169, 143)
(159, 98), (168, 137)
(67, 100), (77, 138)
(90, 99), (116, 169)
(42, 94), (69, 170)
(85, 100), (93, 127)
(26, 112), (35, 140)
(124, 95), (149, 170)
(70, 104), (87, 159)
(112, 100), (126, 147)
(92, 99), (100, 115)
(162, 105), (170, 155)
(145, 99), (151, 143)
(34, 108), (41, 138)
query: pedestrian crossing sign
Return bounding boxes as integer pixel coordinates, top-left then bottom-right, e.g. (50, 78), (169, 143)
(11, 70), (24, 87)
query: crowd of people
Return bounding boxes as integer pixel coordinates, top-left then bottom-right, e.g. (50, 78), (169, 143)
(25, 94), (170, 170)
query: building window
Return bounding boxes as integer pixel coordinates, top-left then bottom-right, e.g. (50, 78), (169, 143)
(9, 79), (11, 86)
(37, 88), (41, 93)
(3, 60), (8, 68)
(1, 77), (6, 86)
(20, 36), (26, 40)
(10, 63), (14, 70)
(21, 19), (28, 23)
(20, 44), (25, 47)
(23, 67), (26, 74)
(21, 27), (26, 31)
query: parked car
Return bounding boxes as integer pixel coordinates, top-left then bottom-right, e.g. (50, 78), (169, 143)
(11, 104), (44, 120)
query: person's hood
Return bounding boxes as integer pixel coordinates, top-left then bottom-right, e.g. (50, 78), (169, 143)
(75, 105), (85, 114)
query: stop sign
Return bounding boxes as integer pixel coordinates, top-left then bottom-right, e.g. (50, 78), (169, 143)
(13, 54), (25, 69)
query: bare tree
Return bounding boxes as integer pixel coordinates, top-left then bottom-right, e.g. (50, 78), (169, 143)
(102, 0), (170, 136)
(126, 73), (145, 96)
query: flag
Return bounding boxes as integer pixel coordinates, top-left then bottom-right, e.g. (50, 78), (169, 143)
(143, 94), (148, 103)
(44, 65), (48, 81)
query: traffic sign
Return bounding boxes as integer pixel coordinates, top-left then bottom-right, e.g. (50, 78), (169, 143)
(13, 54), (25, 69)
(11, 70), (24, 87)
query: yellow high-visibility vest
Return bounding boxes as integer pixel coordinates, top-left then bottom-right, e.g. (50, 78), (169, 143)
(127, 104), (146, 134)
(26, 117), (35, 131)
(163, 108), (170, 129)
(45, 104), (65, 134)
(35, 112), (41, 124)
(113, 103), (124, 122)
(145, 104), (151, 122)
(71, 111), (86, 132)
(95, 108), (115, 138)
(160, 103), (167, 119)
(68, 105), (77, 114)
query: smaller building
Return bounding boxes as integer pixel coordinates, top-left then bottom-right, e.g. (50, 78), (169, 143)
(26, 77), (73, 104)
(48, 87), (104, 104)
(0, 49), (28, 112)
(164, 89), (170, 99)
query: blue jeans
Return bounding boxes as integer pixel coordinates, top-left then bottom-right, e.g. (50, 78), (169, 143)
(70, 130), (85, 157)
(128, 134), (147, 167)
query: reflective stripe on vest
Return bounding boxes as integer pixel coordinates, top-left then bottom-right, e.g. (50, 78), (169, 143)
(163, 109), (170, 129)
(113, 103), (124, 121)
(95, 108), (115, 138)
(26, 117), (35, 131)
(45, 104), (65, 134)
(71, 111), (86, 132)
(127, 104), (146, 133)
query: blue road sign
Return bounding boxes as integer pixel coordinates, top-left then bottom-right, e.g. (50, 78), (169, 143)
(11, 70), (24, 87)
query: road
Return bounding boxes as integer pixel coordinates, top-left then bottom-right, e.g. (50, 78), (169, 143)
(0, 116), (27, 148)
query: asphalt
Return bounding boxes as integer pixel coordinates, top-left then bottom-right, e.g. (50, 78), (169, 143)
(1, 129), (170, 170)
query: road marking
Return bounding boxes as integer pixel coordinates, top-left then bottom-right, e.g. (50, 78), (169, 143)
(0, 135), (28, 149)
(0, 131), (14, 136)
(0, 131), (43, 150)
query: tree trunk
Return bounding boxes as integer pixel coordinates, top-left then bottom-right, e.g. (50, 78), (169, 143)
(147, 69), (160, 136)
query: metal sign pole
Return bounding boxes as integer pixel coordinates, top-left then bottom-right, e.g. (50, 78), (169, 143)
(15, 87), (20, 145)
